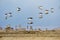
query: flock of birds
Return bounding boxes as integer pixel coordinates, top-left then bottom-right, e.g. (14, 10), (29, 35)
(38, 6), (54, 18)
(27, 6), (54, 25)
(4, 6), (54, 25)
(5, 7), (21, 20)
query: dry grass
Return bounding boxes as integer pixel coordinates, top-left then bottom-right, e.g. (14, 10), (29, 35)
(0, 37), (60, 40)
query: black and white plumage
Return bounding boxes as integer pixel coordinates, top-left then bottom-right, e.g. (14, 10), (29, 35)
(45, 10), (49, 14)
(39, 6), (43, 10)
(51, 8), (54, 13)
(27, 17), (33, 21)
(5, 12), (12, 20)
(17, 7), (21, 11)
(27, 21), (33, 24)
(9, 12), (12, 17)
(39, 12), (43, 18)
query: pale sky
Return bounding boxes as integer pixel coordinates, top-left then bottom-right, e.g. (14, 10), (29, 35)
(0, 0), (60, 30)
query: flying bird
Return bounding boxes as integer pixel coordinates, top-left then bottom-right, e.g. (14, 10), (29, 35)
(39, 12), (43, 18)
(51, 8), (54, 13)
(39, 6), (43, 10)
(17, 7), (21, 11)
(45, 10), (49, 14)
(27, 17), (33, 21)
